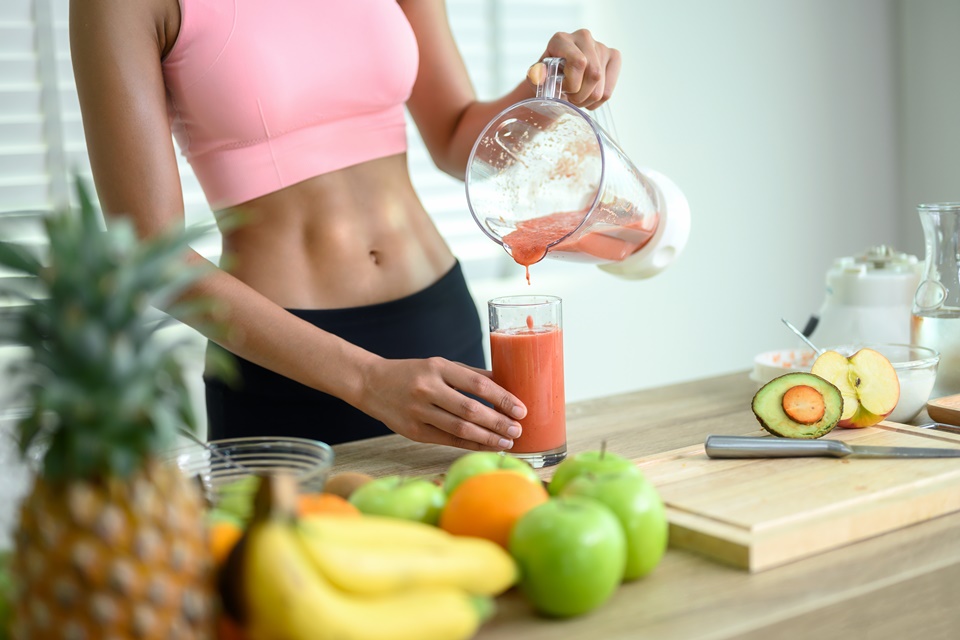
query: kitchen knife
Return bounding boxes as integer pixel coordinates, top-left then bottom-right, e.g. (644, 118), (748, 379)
(704, 435), (960, 459)
(921, 422), (960, 436)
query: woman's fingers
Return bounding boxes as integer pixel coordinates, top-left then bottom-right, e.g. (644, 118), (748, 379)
(413, 404), (517, 451)
(362, 357), (526, 452)
(584, 47), (621, 110)
(562, 31), (604, 104)
(433, 361), (525, 444)
(406, 422), (504, 452)
(530, 29), (621, 109)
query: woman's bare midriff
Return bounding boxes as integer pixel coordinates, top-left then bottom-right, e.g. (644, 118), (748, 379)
(215, 154), (456, 310)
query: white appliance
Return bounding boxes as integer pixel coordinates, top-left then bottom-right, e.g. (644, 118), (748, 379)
(806, 245), (921, 348)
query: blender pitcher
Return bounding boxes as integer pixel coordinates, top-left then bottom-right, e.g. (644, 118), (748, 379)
(465, 57), (690, 279)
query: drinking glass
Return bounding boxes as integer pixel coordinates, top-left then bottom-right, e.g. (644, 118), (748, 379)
(488, 295), (566, 468)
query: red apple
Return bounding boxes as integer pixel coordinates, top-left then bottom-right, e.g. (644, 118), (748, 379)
(810, 348), (900, 428)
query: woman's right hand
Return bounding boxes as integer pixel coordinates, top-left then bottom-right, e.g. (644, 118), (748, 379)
(527, 29), (622, 110)
(358, 356), (527, 451)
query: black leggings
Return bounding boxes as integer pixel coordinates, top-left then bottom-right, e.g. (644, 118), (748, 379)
(204, 262), (485, 445)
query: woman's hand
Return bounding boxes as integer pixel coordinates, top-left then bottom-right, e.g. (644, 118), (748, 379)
(358, 356), (527, 451)
(528, 29), (622, 110)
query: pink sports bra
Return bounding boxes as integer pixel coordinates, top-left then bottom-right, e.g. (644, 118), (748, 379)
(162, 0), (419, 210)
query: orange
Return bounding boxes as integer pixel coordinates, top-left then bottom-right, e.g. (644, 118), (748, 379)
(297, 492), (362, 518)
(439, 470), (549, 548)
(217, 614), (250, 640)
(208, 520), (244, 566)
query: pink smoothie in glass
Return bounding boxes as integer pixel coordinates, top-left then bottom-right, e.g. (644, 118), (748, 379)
(490, 324), (565, 453)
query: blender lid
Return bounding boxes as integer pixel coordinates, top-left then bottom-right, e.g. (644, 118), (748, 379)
(834, 245), (918, 274)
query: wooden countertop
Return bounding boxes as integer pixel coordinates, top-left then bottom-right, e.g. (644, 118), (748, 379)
(332, 371), (960, 639)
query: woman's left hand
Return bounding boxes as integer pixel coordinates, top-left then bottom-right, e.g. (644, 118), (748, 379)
(528, 29), (622, 110)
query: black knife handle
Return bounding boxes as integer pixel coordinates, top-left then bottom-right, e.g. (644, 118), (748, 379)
(705, 435), (852, 458)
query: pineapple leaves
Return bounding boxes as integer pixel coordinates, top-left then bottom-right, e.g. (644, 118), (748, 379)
(5, 175), (225, 482)
(15, 407), (47, 459)
(74, 171), (101, 233)
(0, 241), (43, 276)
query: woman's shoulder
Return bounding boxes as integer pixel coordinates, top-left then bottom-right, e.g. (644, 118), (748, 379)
(70, 0), (181, 60)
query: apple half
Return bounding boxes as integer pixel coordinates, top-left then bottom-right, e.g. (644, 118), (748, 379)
(810, 348), (900, 428)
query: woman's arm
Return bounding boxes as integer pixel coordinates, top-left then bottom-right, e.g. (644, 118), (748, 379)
(402, 0), (621, 178)
(69, 0), (525, 450)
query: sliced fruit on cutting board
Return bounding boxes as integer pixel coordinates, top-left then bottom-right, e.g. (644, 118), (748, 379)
(635, 422), (960, 572)
(810, 348), (900, 428)
(752, 372), (843, 439)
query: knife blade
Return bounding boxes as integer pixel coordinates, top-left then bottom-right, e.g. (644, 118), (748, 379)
(704, 435), (960, 459)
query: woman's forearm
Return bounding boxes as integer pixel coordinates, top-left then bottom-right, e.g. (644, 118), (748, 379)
(438, 80), (535, 179)
(181, 250), (376, 408)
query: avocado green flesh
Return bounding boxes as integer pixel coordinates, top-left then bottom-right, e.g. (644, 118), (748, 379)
(752, 372), (844, 439)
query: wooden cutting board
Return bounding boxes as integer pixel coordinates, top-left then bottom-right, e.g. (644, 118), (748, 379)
(635, 422), (960, 572)
(927, 393), (960, 426)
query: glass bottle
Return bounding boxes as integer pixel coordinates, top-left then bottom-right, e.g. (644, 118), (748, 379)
(911, 203), (960, 399)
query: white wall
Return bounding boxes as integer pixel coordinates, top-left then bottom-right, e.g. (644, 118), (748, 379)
(898, 0), (960, 254)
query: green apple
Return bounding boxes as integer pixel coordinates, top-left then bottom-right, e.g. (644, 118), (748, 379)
(214, 475), (261, 524)
(548, 449), (640, 496)
(562, 470), (668, 580)
(443, 451), (541, 495)
(508, 496), (626, 618)
(348, 475), (446, 525)
(205, 507), (246, 528)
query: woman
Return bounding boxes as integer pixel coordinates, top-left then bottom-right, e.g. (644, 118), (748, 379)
(70, 0), (621, 449)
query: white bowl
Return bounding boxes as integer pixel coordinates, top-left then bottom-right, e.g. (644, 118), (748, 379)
(750, 348), (818, 386)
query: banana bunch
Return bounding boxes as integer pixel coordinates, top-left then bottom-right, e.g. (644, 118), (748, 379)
(219, 475), (517, 640)
(296, 514), (517, 597)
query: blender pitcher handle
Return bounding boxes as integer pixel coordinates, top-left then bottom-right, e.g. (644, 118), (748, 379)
(536, 57), (566, 99)
(535, 56), (622, 143)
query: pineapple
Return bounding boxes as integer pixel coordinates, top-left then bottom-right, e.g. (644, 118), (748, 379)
(0, 180), (215, 639)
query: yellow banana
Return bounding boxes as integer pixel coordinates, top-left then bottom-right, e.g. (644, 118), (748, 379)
(300, 512), (455, 545)
(220, 476), (494, 640)
(296, 518), (517, 596)
(233, 515), (491, 640)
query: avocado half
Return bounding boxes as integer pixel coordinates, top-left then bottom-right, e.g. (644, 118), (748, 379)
(751, 372), (844, 439)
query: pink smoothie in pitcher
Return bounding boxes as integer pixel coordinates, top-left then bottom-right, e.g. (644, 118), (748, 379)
(502, 206), (659, 283)
(490, 324), (565, 453)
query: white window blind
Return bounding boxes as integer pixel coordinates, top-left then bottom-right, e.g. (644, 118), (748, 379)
(0, 0), (78, 304)
(0, 0), (585, 281)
